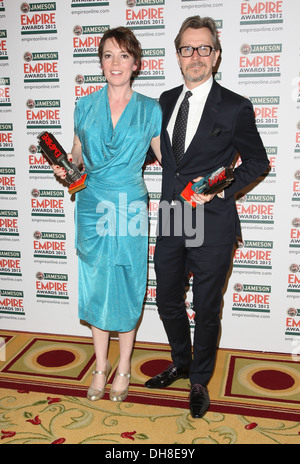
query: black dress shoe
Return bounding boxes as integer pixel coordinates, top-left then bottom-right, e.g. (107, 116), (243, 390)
(189, 384), (210, 419)
(145, 363), (189, 389)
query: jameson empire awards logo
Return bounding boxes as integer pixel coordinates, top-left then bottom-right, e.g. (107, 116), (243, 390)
(240, 1), (284, 25)
(0, 289), (24, 315)
(287, 264), (300, 293)
(239, 44), (282, 79)
(0, 168), (16, 195)
(23, 52), (59, 83)
(265, 146), (277, 180)
(234, 240), (273, 270)
(138, 49), (165, 80)
(73, 25), (109, 58)
(236, 194), (275, 225)
(292, 170), (300, 202)
(232, 283), (271, 314)
(0, 78), (11, 106)
(0, 250), (22, 276)
(28, 143), (53, 174)
(286, 308), (300, 336)
(0, 30), (8, 61)
(74, 74), (106, 101)
(290, 218), (300, 250)
(31, 189), (65, 217)
(125, 0), (165, 31)
(26, 99), (61, 129)
(143, 157), (162, 176)
(251, 96), (280, 129)
(33, 231), (67, 260)
(0, 124), (14, 153)
(127, 1), (165, 6)
(35, 272), (69, 300)
(20, 2), (57, 35)
(148, 191), (161, 220)
(0, 210), (19, 236)
(148, 236), (156, 264)
(144, 279), (156, 305)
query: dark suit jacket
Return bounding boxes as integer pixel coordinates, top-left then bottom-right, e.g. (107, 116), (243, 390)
(157, 79), (270, 246)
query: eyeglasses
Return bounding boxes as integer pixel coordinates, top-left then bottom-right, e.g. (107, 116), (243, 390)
(178, 45), (216, 57)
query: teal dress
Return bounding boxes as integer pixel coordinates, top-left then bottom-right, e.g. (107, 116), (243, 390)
(74, 86), (162, 332)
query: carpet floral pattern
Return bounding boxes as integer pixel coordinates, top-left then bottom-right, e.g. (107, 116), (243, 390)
(0, 330), (299, 444)
(1, 389), (300, 444)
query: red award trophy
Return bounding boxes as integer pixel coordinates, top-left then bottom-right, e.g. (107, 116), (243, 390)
(180, 166), (234, 207)
(38, 131), (87, 194)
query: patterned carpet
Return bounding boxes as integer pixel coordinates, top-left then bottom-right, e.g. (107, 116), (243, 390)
(0, 330), (299, 444)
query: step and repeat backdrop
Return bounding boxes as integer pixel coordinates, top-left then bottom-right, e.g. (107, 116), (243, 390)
(0, 0), (299, 356)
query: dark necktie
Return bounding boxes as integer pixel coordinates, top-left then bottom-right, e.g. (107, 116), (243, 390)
(172, 90), (192, 165)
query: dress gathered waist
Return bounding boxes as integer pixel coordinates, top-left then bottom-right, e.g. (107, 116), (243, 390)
(85, 170), (147, 193)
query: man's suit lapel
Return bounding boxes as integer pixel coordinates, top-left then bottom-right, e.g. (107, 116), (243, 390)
(162, 86), (183, 130)
(161, 86), (183, 167)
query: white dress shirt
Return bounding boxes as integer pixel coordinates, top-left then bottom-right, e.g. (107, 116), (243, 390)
(167, 77), (225, 200)
(167, 76), (213, 153)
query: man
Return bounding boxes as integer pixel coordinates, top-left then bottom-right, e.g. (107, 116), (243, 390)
(144, 16), (269, 419)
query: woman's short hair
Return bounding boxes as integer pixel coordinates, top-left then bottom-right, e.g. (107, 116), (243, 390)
(98, 26), (142, 77)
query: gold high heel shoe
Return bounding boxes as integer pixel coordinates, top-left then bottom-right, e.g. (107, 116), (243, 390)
(109, 372), (131, 402)
(87, 361), (111, 401)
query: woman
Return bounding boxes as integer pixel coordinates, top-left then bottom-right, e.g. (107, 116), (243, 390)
(54, 27), (161, 402)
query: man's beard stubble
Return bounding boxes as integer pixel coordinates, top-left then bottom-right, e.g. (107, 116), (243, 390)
(182, 61), (207, 83)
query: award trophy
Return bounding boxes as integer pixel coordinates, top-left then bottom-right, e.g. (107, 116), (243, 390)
(37, 131), (87, 194)
(180, 166), (234, 207)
